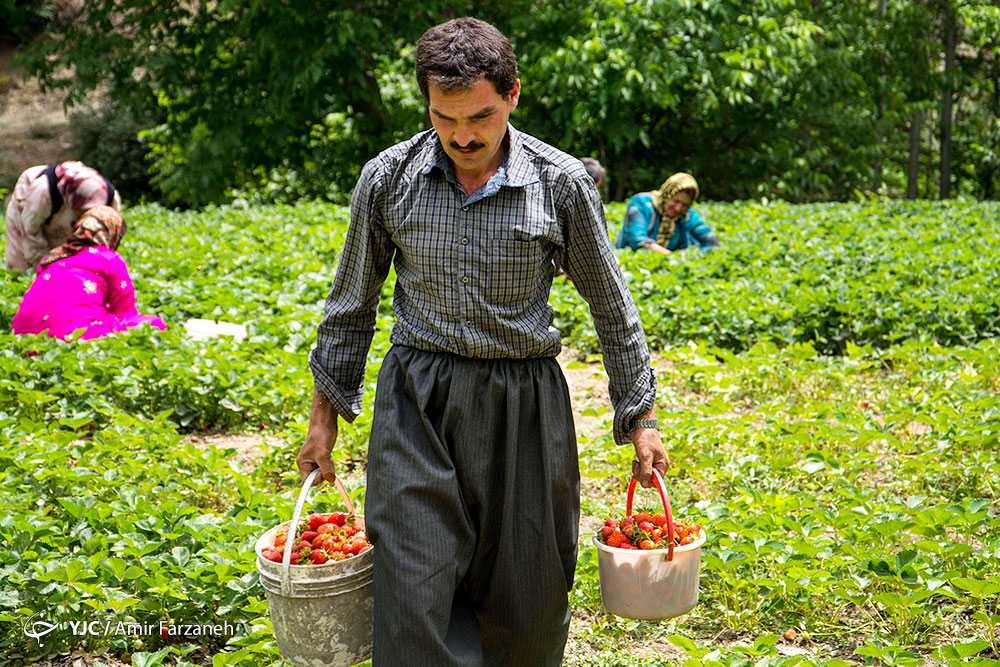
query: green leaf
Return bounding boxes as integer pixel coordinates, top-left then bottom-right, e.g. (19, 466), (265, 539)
(936, 640), (990, 659)
(952, 578), (1000, 597)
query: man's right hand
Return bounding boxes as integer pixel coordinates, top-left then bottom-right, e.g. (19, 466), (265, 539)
(296, 389), (340, 486)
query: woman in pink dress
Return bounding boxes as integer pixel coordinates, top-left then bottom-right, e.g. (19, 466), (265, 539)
(12, 206), (166, 340)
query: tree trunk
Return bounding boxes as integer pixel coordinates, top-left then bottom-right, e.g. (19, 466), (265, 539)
(873, 0), (888, 192)
(614, 145), (634, 202)
(938, 1), (957, 199)
(907, 112), (922, 199)
(987, 54), (1000, 199)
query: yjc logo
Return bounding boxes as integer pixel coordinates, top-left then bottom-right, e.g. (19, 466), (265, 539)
(22, 612), (57, 646)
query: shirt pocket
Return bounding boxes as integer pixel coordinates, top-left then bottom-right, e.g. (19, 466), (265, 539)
(487, 239), (545, 306)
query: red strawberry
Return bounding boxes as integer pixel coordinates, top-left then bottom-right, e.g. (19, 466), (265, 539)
(639, 540), (655, 550)
(311, 549), (328, 564)
(301, 531), (318, 543)
(331, 512), (348, 526)
(606, 529), (625, 548)
(600, 526), (614, 539)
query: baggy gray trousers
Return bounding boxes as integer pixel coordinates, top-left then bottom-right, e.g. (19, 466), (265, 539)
(365, 346), (581, 666)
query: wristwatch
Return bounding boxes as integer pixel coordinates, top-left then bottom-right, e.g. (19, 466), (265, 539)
(630, 417), (659, 432)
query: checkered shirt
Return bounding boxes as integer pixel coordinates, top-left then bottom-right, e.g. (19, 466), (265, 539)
(310, 124), (655, 444)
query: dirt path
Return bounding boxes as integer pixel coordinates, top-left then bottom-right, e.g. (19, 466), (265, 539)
(0, 38), (80, 189)
(186, 350), (618, 472)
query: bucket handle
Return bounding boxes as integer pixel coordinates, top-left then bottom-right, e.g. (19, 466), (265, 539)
(279, 469), (357, 596)
(626, 468), (674, 561)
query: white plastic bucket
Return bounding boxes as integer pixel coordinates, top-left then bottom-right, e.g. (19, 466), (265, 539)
(594, 469), (706, 620)
(255, 470), (373, 666)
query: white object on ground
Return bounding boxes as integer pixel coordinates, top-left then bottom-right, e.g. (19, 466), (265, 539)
(184, 318), (248, 341)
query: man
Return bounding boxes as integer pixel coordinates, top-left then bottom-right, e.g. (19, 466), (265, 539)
(296, 17), (668, 666)
(580, 157), (606, 192)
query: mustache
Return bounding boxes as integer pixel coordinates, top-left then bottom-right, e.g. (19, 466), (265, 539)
(450, 141), (485, 151)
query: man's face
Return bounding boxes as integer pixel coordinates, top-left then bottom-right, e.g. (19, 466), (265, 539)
(664, 190), (694, 219)
(428, 77), (520, 178)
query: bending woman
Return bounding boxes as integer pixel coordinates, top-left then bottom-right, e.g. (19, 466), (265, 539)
(12, 206), (166, 340)
(615, 172), (720, 255)
(5, 161), (121, 271)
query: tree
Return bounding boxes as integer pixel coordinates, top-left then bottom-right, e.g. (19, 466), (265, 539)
(19, 0), (461, 206)
(939, 0), (958, 198)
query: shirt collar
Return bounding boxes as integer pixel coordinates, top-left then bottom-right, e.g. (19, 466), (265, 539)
(418, 124), (540, 191)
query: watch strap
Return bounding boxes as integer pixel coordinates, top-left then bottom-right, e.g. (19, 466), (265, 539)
(630, 417), (659, 431)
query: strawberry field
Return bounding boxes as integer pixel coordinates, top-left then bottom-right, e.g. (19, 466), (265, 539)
(2, 200), (1000, 666)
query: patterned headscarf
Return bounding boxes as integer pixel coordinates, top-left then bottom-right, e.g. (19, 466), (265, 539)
(38, 206), (126, 269)
(649, 172), (699, 247)
(56, 161), (113, 211)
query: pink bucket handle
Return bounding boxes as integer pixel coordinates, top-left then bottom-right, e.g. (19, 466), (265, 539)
(626, 468), (674, 561)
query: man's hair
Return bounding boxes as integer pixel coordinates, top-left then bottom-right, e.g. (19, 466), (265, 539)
(416, 18), (518, 100)
(580, 158), (606, 185)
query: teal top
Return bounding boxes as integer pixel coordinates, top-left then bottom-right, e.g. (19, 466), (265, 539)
(615, 193), (719, 252)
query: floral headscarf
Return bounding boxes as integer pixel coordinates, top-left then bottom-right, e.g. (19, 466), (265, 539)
(649, 172), (699, 247)
(38, 206), (126, 269)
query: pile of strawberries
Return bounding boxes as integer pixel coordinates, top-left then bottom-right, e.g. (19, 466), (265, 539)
(598, 511), (703, 550)
(260, 511), (371, 565)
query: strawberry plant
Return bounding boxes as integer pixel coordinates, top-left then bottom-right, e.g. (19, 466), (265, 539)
(3, 200), (1000, 665)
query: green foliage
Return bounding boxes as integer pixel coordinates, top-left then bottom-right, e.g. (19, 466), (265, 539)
(17, 1), (1000, 204)
(0, 202), (386, 457)
(69, 103), (160, 204)
(3, 201), (1000, 664)
(572, 337), (1000, 663)
(0, 0), (52, 43)
(519, 0), (823, 200)
(555, 199), (1000, 356)
(17, 1), (467, 207)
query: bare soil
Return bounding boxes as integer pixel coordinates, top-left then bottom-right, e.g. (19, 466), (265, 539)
(0, 36), (85, 194)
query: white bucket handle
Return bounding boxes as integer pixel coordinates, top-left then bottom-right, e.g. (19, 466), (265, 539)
(626, 468), (675, 561)
(280, 469), (357, 596)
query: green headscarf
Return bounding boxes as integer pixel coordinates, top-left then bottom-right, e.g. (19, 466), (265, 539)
(649, 172), (699, 247)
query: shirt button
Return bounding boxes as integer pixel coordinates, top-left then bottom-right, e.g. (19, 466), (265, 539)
(461, 276), (470, 284)
(462, 206), (470, 211)
(461, 237), (469, 245)
(466, 320), (473, 327)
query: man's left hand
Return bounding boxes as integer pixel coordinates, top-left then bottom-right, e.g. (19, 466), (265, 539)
(631, 424), (670, 488)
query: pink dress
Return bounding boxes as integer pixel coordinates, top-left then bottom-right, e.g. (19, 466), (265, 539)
(12, 246), (166, 340)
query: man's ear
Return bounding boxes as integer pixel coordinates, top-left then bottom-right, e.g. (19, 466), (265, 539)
(507, 78), (521, 110)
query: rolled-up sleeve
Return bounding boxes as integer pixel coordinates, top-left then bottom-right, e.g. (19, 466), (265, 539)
(561, 177), (656, 444)
(308, 158), (396, 421)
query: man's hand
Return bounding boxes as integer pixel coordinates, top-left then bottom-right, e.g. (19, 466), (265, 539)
(296, 389), (339, 486)
(630, 412), (670, 487)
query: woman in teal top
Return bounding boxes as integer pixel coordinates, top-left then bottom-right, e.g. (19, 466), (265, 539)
(615, 172), (720, 254)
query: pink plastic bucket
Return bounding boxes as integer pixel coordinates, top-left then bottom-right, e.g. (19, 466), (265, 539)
(594, 469), (706, 620)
